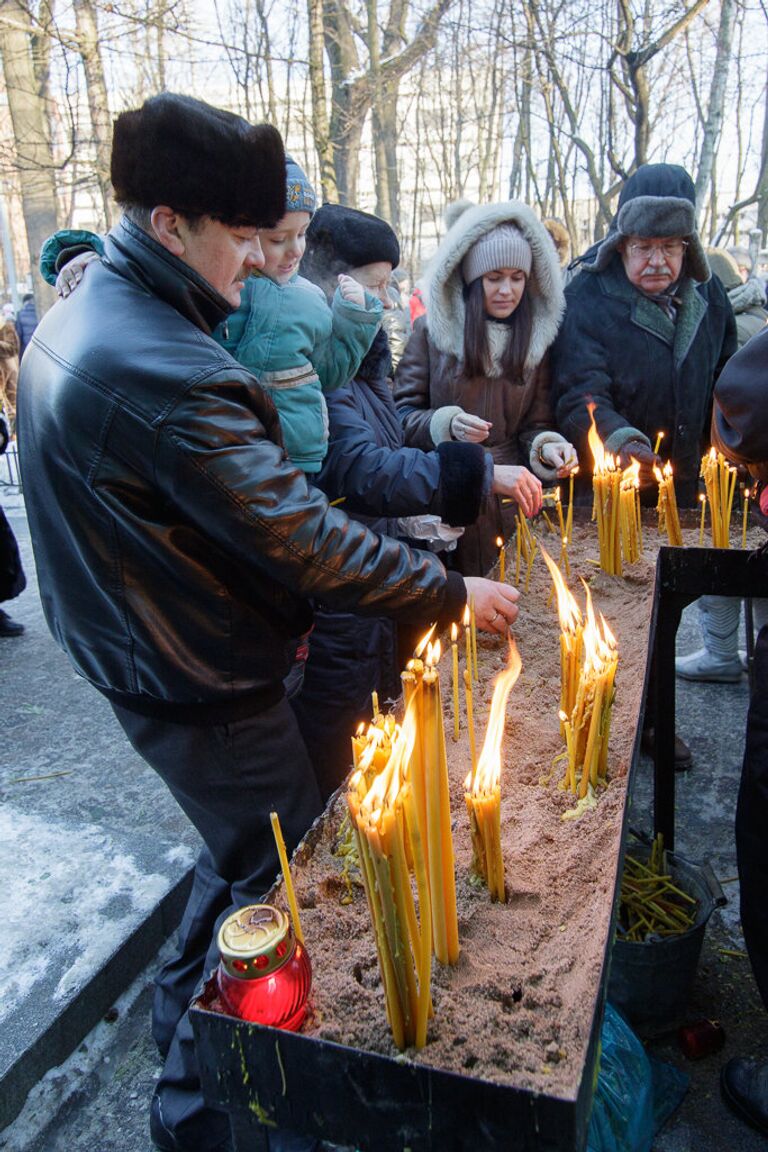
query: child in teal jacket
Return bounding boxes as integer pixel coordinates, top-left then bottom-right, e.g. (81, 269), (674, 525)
(40, 156), (383, 474)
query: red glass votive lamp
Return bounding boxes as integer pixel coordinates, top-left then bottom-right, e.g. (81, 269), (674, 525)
(216, 903), (312, 1030)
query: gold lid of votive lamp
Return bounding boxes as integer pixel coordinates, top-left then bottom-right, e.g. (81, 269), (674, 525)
(217, 904), (295, 980)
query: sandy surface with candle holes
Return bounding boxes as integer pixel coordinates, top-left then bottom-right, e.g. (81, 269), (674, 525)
(263, 517), (754, 1101)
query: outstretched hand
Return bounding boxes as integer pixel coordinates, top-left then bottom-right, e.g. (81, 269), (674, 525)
(451, 411), (492, 444)
(491, 465), (543, 518)
(618, 439), (661, 486)
(539, 440), (579, 477)
(463, 577), (520, 633)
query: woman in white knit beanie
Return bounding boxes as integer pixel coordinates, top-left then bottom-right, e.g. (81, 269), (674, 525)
(393, 200), (578, 576)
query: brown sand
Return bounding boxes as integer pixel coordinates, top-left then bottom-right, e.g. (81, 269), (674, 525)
(265, 517), (758, 1102)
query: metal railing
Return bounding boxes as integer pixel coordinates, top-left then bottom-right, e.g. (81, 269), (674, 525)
(1, 441), (21, 490)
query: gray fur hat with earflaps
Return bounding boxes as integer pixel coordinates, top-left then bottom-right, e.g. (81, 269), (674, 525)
(589, 163), (710, 283)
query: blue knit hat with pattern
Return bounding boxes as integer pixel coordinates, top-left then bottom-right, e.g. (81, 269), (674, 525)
(285, 155), (316, 215)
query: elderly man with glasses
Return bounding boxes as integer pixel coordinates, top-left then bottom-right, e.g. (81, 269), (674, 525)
(550, 163), (736, 769)
(551, 163), (735, 508)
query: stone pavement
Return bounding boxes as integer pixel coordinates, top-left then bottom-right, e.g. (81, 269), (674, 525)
(1, 481), (767, 1151)
(0, 483), (200, 1141)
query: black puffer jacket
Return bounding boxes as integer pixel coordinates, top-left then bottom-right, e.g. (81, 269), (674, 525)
(317, 329), (489, 534)
(17, 217), (464, 724)
(291, 330), (489, 800)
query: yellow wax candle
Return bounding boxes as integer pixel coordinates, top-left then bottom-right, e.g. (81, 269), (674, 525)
(566, 469), (576, 540)
(463, 605), (472, 674)
(451, 623), (460, 742)
(270, 810), (304, 945)
(470, 596), (478, 682)
(653, 431), (664, 455)
(515, 520), (522, 585)
(496, 536), (506, 583)
(742, 488), (749, 549)
(371, 690), (379, 720)
(555, 487), (566, 540)
(699, 493), (706, 545)
(560, 535), (570, 578)
(464, 666), (477, 780)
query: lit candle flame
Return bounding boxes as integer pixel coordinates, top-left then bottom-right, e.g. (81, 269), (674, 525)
(360, 699), (417, 820)
(414, 624), (436, 658)
(425, 639), (442, 667)
(622, 459), (640, 489)
(465, 639), (522, 796)
(580, 579), (617, 675)
(587, 402), (618, 473)
(540, 544), (582, 634)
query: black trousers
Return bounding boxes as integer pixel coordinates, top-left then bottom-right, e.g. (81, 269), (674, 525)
(736, 623), (768, 1012)
(112, 698), (323, 1152)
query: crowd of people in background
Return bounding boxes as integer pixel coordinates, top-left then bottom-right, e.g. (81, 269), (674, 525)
(5, 90), (768, 1151)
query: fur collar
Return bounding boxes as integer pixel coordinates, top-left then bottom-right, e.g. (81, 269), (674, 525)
(424, 201), (565, 369)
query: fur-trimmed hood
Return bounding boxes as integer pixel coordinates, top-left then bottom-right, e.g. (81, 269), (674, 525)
(424, 201), (565, 370)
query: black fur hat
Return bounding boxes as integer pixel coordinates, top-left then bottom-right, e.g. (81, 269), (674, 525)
(110, 93), (286, 228)
(302, 204), (400, 295)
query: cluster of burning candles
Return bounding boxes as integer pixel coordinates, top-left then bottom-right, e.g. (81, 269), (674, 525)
(345, 569), (622, 1049)
(345, 615), (523, 1050)
(335, 411), (751, 1052)
(587, 405), (751, 573)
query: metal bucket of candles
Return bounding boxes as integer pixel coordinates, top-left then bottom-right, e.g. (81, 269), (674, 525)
(608, 848), (726, 1035)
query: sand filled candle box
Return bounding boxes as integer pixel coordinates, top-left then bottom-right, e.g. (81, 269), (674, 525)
(192, 515), (671, 1152)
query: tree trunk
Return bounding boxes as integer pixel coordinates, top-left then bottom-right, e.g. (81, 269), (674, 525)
(74, 0), (113, 229)
(0, 0), (58, 313)
(307, 0), (338, 200)
(757, 71), (768, 239)
(693, 0), (734, 214)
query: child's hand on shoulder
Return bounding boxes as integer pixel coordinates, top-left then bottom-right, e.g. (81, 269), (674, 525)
(338, 274), (366, 308)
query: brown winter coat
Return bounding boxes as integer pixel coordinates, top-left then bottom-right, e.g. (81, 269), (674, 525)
(395, 321), (553, 573)
(393, 199), (567, 576)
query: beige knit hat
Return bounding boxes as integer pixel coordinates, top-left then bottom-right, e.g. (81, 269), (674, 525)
(461, 224), (532, 283)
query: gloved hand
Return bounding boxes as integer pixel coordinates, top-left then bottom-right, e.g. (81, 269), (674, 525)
(451, 411), (492, 443)
(337, 274), (367, 308)
(56, 250), (99, 298)
(539, 439), (579, 476)
(618, 439), (661, 486)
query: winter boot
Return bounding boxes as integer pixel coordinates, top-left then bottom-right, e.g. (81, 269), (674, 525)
(676, 595), (744, 682)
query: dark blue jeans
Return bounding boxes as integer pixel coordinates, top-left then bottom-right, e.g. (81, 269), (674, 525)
(112, 698), (323, 1152)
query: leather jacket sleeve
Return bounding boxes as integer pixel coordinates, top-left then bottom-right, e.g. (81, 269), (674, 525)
(154, 374), (466, 620)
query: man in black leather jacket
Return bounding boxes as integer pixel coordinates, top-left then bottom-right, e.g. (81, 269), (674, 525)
(17, 94), (518, 1152)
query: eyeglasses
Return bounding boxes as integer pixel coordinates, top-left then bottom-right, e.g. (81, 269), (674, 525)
(626, 240), (689, 260)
